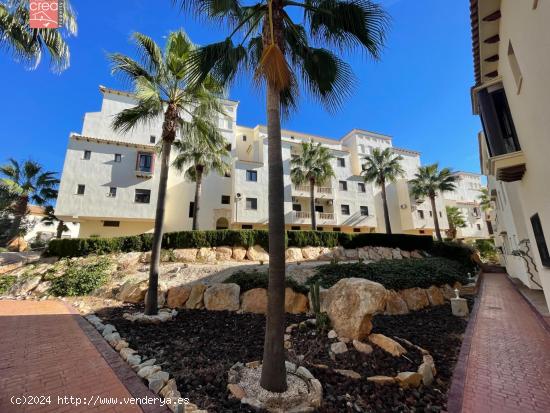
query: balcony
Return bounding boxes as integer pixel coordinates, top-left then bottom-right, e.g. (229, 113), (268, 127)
(488, 151), (526, 182)
(292, 211), (335, 224)
(135, 168), (153, 179)
(292, 185), (333, 197)
(135, 152), (154, 179)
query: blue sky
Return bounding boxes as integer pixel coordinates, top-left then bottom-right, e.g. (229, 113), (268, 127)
(0, 0), (481, 176)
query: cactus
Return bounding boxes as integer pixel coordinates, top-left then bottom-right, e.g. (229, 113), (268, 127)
(309, 280), (330, 331)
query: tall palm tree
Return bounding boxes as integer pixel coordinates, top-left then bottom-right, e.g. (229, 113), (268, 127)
(0, 159), (58, 238)
(290, 141), (334, 230)
(361, 148), (404, 234)
(179, 0), (389, 392)
(410, 164), (457, 242)
(0, 0), (77, 72)
(41, 205), (68, 239)
(172, 131), (230, 230)
(109, 31), (224, 315)
(445, 205), (466, 240)
(478, 187), (492, 212)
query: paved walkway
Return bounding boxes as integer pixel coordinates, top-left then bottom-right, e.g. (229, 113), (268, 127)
(458, 273), (550, 413)
(0, 300), (166, 413)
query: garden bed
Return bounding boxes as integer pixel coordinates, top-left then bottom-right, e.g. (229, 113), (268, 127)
(97, 298), (474, 412)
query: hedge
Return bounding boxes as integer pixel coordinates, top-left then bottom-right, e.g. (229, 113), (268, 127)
(342, 233), (433, 251)
(223, 270), (309, 294)
(427, 241), (476, 272)
(307, 257), (471, 291)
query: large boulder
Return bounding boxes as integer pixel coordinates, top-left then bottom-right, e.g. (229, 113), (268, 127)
(384, 290), (409, 315)
(284, 288), (308, 314)
(240, 288), (268, 314)
(215, 246), (233, 261)
(7, 237), (28, 252)
(197, 247), (216, 263)
(344, 249), (358, 260)
(399, 288), (430, 311)
(204, 283), (240, 311)
(441, 284), (456, 300)
(332, 247), (346, 260)
(426, 286), (445, 306)
(285, 247), (304, 262)
(367, 248), (382, 261)
(166, 285), (192, 308)
(10, 275), (42, 295)
(392, 249), (403, 259)
(185, 284), (207, 309)
(116, 252), (142, 271)
(173, 248), (198, 262)
(377, 247), (393, 260)
(357, 247), (370, 260)
(246, 245), (269, 262)
(302, 246), (321, 261)
(318, 247), (334, 261)
(324, 278), (387, 340)
(232, 246), (247, 261)
(117, 279), (148, 303)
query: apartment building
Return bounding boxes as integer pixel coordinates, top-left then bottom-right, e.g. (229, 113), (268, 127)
(56, 85), (484, 240)
(470, 0), (550, 306)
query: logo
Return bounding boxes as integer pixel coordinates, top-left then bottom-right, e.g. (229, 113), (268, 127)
(29, 0), (62, 29)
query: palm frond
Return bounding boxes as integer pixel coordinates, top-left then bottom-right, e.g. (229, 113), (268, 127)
(111, 99), (163, 133)
(132, 32), (164, 74)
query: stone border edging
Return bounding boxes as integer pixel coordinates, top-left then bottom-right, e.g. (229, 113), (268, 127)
(447, 273), (485, 413)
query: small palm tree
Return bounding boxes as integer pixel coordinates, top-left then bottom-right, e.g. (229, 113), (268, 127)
(172, 131), (230, 230)
(445, 206), (466, 240)
(0, 159), (58, 239)
(478, 187), (492, 212)
(109, 31), (224, 316)
(180, 0), (389, 392)
(41, 205), (68, 239)
(410, 164), (457, 241)
(362, 148), (404, 234)
(0, 0), (77, 72)
(290, 141), (334, 230)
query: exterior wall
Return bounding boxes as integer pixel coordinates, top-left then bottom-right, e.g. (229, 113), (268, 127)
(79, 220), (154, 238)
(24, 212), (79, 242)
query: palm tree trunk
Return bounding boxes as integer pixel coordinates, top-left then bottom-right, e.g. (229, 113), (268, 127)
(11, 196), (28, 238)
(192, 166), (203, 230)
(56, 221), (64, 239)
(310, 179), (316, 230)
(430, 195), (442, 241)
(380, 181), (392, 234)
(145, 105), (177, 316)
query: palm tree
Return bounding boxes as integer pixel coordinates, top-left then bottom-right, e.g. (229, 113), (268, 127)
(445, 205), (466, 240)
(0, 159), (58, 239)
(290, 141), (334, 230)
(0, 0), (77, 72)
(109, 31), (224, 316)
(361, 148), (404, 234)
(172, 131), (230, 230)
(410, 164), (457, 242)
(179, 0), (389, 392)
(478, 187), (492, 212)
(41, 205), (68, 239)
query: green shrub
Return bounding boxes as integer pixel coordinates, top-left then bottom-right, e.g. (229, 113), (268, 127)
(428, 241), (476, 271)
(223, 270), (308, 294)
(474, 239), (498, 262)
(342, 233), (434, 251)
(0, 275), (17, 294)
(307, 257), (470, 291)
(49, 257), (111, 296)
(287, 231), (340, 248)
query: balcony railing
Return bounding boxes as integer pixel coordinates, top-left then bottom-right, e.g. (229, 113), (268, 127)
(293, 185), (333, 195)
(292, 211), (335, 222)
(135, 169), (153, 179)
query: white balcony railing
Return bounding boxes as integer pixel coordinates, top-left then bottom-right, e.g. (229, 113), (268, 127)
(292, 211), (335, 223)
(135, 169), (153, 179)
(293, 185), (333, 195)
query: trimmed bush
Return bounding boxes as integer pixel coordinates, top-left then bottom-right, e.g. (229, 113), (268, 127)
(49, 257), (111, 296)
(223, 270), (309, 294)
(287, 230), (341, 248)
(342, 233), (434, 251)
(428, 241), (476, 271)
(307, 257), (471, 291)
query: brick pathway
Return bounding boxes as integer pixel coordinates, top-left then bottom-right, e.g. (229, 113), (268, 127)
(0, 300), (166, 413)
(458, 273), (550, 413)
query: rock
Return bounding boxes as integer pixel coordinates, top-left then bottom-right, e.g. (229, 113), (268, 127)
(160, 379), (178, 398)
(368, 334), (407, 357)
(327, 330), (337, 339)
(391, 248), (402, 259)
(441, 284), (456, 300)
(246, 245), (269, 262)
(344, 249), (358, 260)
(357, 247), (370, 260)
(227, 383), (246, 400)
(126, 354), (141, 366)
(119, 347), (136, 360)
(401, 250), (411, 258)
(352, 340), (373, 354)
(378, 247), (393, 260)
(197, 247), (216, 263)
(451, 297), (469, 317)
(399, 288), (430, 311)
(7, 237), (28, 252)
(104, 332), (121, 346)
(185, 284), (207, 309)
(10, 275), (42, 295)
(33, 281), (52, 296)
(166, 285), (192, 308)
(240, 288), (268, 314)
(285, 247), (304, 262)
(284, 288), (308, 314)
(396, 372), (423, 389)
(296, 366), (314, 380)
(426, 286), (445, 306)
(330, 341), (348, 354)
(410, 250), (423, 259)
(117, 252), (142, 270)
(301, 246), (321, 260)
(335, 369), (361, 380)
(332, 246), (346, 260)
(173, 248), (198, 262)
(148, 377), (166, 394)
(215, 246), (233, 261)
(140, 252), (151, 264)
(115, 340), (129, 351)
(145, 282), (167, 308)
(384, 290), (409, 315)
(137, 365), (161, 379)
(102, 324), (116, 337)
(117, 279), (148, 303)
(423, 354), (437, 375)
(204, 283), (240, 311)
(367, 376), (396, 385)
(324, 278), (387, 340)
(418, 362), (434, 386)
(149, 370), (170, 384)
(232, 246), (247, 261)
(318, 247), (333, 261)
(134, 359), (157, 372)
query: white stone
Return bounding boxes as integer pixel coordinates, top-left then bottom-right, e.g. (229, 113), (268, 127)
(451, 298), (469, 317)
(330, 341), (348, 354)
(137, 365), (162, 379)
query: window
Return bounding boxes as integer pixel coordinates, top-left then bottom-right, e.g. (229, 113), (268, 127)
(242, 135), (247, 142)
(225, 143), (232, 151)
(439, 211), (442, 218)
(315, 205), (324, 213)
(339, 181), (347, 191)
(291, 226), (301, 231)
(137, 152), (153, 173)
(353, 228), (361, 233)
(246, 170), (258, 182)
(477, 224), (482, 230)
(114, 153), (122, 163)
(358, 182), (366, 193)
(108, 187), (117, 197)
(418, 210), (425, 219)
(531, 213), (550, 267)
(292, 204), (302, 212)
(419, 230), (425, 234)
(360, 206), (369, 216)
(337, 157), (345, 167)
(221, 195), (231, 205)
(188, 202), (195, 218)
(76, 184), (85, 195)
(317, 227), (324, 231)
(150, 135), (156, 144)
(341, 204), (350, 215)
(135, 189), (151, 203)
(246, 198), (257, 210)
(83, 150), (91, 160)
(429, 211), (433, 217)
(103, 221), (120, 227)
(507, 41), (523, 93)
(242, 224), (253, 229)
(333, 227), (341, 232)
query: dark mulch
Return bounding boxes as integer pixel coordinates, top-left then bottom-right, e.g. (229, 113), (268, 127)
(98, 298), (474, 413)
